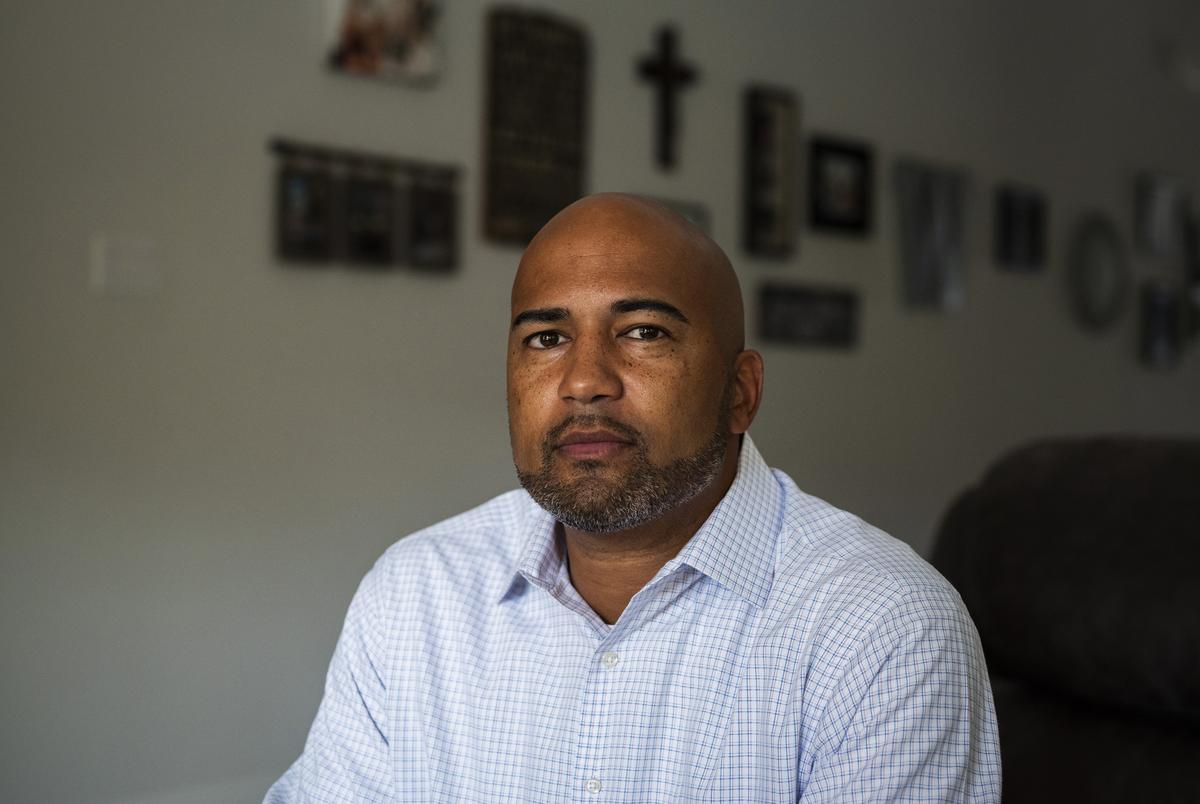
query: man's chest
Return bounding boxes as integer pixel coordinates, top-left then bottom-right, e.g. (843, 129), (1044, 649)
(388, 577), (804, 802)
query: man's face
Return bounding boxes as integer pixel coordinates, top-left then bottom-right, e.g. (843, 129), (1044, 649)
(506, 213), (736, 534)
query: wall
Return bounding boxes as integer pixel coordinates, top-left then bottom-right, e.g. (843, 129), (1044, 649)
(2, 1), (1198, 801)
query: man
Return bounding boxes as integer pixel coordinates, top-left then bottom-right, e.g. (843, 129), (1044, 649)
(267, 194), (1001, 802)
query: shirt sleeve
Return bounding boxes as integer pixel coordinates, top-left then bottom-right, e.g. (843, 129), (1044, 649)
(799, 586), (1002, 803)
(264, 563), (393, 803)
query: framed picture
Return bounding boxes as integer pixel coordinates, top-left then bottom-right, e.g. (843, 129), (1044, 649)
(895, 159), (968, 311)
(277, 164), (337, 263)
(809, 136), (873, 235)
(742, 86), (798, 257)
(759, 282), (859, 348)
(345, 176), (397, 266)
(1139, 281), (1182, 369)
(326, 0), (442, 85)
(409, 175), (457, 270)
(1135, 173), (1190, 257)
(484, 8), (589, 244)
(994, 185), (1047, 272)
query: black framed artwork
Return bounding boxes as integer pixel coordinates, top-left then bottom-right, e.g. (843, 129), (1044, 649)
(483, 8), (589, 244)
(345, 176), (397, 266)
(808, 136), (873, 235)
(994, 185), (1048, 272)
(759, 282), (859, 348)
(409, 177), (457, 271)
(742, 85), (798, 257)
(277, 164), (337, 263)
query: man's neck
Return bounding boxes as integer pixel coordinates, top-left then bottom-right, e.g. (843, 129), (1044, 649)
(561, 445), (740, 625)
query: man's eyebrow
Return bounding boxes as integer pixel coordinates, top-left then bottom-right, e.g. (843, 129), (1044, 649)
(611, 298), (690, 324)
(511, 307), (569, 329)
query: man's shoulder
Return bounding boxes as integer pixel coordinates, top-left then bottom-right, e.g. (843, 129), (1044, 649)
(766, 469), (970, 635)
(366, 488), (537, 602)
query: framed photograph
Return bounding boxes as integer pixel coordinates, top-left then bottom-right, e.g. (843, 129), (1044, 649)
(809, 136), (873, 235)
(326, 0), (442, 85)
(408, 177), (457, 270)
(759, 282), (859, 348)
(1135, 174), (1188, 256)
(277, 164), (337, 263)
(345, 176), (397, 266)
(1067, 213), (1129, 332)
(994, 185), (1047, 272)
(895, 159), (968, 311)
(742, 86), (798, 257)
(1139, 281), (1182, 369)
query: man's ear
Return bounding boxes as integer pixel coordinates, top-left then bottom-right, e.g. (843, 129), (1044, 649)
(728, 349), (764, 435)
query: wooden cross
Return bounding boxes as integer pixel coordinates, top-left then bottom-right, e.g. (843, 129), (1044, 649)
(637, 26), (697, 170)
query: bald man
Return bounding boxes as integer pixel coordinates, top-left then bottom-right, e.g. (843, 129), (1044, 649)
(267, 195), (1001, 802)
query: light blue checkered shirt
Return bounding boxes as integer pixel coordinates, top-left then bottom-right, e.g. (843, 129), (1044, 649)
(266, 437), (1000, 802)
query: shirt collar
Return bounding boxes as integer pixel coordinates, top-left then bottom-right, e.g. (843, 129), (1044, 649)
(504, 434), (782, 609)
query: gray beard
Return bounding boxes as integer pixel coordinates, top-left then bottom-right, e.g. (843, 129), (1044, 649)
(516, 410), (731, 535)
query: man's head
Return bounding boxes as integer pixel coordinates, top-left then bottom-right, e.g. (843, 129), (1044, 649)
(506, 193), (764, 534)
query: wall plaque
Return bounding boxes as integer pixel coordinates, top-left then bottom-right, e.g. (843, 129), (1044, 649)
(743, 86), (798, 257)
(759, 282), (859, 348)
(484, 8), (589, 244)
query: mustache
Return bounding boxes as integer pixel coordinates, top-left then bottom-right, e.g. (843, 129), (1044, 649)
(543, 414), (642, 450)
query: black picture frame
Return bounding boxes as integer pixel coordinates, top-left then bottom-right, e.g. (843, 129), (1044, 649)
(277, 164), (337, 262)
(994, 185), (1048, 272)
(742, 85), (798, 257)
(759, 282), (859, 348)
(409, 177), (457, 271)
(808, 136), (873, 235)
(345, 176), (397, 266)
(483, 8), (589, 244)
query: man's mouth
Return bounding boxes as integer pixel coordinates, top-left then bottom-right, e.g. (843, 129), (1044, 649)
(554, 428), (635, 460)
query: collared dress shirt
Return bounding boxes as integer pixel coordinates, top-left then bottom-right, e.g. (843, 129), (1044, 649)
(266, 437), (1001, 802)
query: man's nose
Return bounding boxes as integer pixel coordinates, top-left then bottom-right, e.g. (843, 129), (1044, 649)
(558, 336), (623, 405)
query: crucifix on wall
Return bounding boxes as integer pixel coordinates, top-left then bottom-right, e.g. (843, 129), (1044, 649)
(637, 25), (697, 170)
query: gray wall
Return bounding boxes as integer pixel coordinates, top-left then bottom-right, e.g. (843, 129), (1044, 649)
(2, 1), (1199, 802)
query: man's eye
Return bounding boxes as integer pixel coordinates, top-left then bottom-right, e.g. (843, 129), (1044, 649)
(626, 325), (665, 341)
(526, 331), (567, 350)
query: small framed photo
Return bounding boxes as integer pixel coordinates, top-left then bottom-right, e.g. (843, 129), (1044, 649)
(759, 282), (859, 348)
(345, 176), (397, 266)
(994, 185), (1047, 272)
(808, 136), (873, 235)
(277, 164), (337, 263)
(408, 174), (457, 271)
(326, 0), (442, 86)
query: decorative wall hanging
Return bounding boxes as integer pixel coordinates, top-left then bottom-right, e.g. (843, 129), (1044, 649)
(742, 86), (798, 257)
(278, 162), (338, 262)
(994, 184), (1047, 272)
(808, 136), (873, 236)
(1135, 173), (1189, 256)
(895, 160), (968, 311)
(759, 282), (859, 347)
(637, 25), (697, 170)
(484, 8), (589, 244)
(1139, 280), (1183, 368)
(270, 138), (458, 271)
(326, 0), (442, 85)
(1066, 213), (1128, 332)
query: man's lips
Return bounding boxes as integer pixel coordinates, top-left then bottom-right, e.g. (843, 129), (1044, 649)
(554, 429), (634, 459)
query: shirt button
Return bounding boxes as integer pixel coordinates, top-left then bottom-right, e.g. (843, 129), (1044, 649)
(600, 651), (620, 669)
(585, 777), (602, 794)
